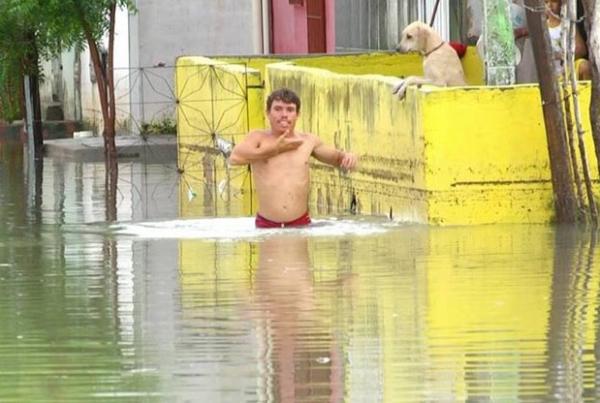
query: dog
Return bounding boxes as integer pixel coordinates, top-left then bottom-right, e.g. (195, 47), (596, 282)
(392, 21), (466, 99)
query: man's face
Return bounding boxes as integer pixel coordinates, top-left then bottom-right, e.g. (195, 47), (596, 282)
(267, 100), (298, 133)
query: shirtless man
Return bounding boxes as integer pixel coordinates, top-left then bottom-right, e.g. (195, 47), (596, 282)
(228, 88), (358, 228)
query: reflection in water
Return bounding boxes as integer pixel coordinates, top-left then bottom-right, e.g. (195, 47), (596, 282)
(0, 142), (179, 401)
(546, 228), (597, 401)
(253, 236), (343, 402)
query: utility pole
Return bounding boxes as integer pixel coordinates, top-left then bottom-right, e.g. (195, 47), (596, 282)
(524, 0), (578, 223)
(482, 0), (516, 84)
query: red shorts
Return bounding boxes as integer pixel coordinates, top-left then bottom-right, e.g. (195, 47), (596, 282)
(255, 212), (312, 228)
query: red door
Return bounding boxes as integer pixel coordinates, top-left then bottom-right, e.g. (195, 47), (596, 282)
(306, 0), (326, 53)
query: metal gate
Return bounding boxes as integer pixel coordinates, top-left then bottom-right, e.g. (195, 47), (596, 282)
(174, 60), (261, 217)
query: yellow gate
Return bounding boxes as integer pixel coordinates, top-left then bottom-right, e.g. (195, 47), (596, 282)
(175, 57), (264, 218)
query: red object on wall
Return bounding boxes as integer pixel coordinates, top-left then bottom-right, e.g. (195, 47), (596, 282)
(448, 42), (467, 58)
(289, 0), (303, 4)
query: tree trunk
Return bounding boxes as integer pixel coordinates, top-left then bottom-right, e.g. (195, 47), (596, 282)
(30, 73), (43, 160)
(77, 3), (119, 220)
(525, 0), (578, 223)
(581, 0), (600, 177)
(77, 3), (118, 163)
(23, 31), (44, 160)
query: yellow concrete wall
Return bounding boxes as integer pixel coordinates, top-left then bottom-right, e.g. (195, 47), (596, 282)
(421, 83), (595, 224)
(216, 56), (284, 77)
(292, 48), (484, 86)
(175, 53), (595, 225)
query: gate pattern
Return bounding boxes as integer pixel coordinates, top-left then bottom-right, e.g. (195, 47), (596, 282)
(174, 60), (262, 217)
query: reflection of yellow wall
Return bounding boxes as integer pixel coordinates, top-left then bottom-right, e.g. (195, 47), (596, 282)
(178, 240), (256, 311)
(177, 226), (600, 400)
(175, 53), (595, 224)
(422, 226), (554, 400)
(344, 226), (566, 401)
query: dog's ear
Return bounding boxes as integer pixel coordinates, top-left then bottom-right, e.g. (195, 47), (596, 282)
(415, 25), (427, 51)
(423, 24), (443, 53)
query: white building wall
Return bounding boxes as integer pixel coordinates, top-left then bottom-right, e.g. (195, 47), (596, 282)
(37, 7), (130, 132)
(133, 0), (257, 67)
(127, 0), (262, 131)
(422, 0), (450, 40)
(39, 48), (80, 121)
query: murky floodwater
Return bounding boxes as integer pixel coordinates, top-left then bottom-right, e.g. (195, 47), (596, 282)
(2, 142), (600, 402)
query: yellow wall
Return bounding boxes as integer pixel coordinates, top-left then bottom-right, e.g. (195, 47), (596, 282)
(216, 56), (284, 78)
(175, 53), (594, 225)
(421, 83), (594, 224)
(292, 49), (484, 86)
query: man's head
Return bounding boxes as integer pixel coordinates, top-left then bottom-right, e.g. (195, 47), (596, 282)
(266, 88), (301, 134)
(266, 88), (301, 113)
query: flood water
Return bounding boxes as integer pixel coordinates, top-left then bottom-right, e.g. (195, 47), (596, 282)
(2, 142), (600, 402)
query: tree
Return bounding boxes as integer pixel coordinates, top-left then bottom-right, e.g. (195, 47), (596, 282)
(46, 0), (135, 163)
(525, 0), (578, 223)
(580, 1), (600, 176)
(0, 0), (63, 158)
(46, 0), (135, 220)
(0, 0), (135, 163)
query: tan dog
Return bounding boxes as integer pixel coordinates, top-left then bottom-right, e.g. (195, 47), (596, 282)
(392, 21), (466, 99)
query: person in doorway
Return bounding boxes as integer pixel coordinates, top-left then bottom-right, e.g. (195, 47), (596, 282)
(228, 88), (358, 228)
(545, 0), (591, 79)
(511, 0), (539, 83)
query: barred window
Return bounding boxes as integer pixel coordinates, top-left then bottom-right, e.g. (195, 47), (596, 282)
(335, 0), (472, 52)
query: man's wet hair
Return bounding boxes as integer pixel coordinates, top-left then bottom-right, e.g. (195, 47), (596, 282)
(266, 88), (301, 113)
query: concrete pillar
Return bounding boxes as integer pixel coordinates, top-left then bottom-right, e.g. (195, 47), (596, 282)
(482, 0), (516, 84)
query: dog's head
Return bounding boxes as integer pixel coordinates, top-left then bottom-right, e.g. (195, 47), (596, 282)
(395, 21), (433, 53)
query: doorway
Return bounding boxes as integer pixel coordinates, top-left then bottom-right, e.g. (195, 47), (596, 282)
(306, 0), (326, 53)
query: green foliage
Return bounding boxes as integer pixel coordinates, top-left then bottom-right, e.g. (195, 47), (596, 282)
(45, 0), (136, 46)
(0, 0), (136, 122)
(140, 117), (177, 136)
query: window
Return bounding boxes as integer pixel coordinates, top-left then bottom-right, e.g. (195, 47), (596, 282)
(335, 0), (460, 52)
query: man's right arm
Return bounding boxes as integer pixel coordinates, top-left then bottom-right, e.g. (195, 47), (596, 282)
(229, 130), (303, 165)
(228, 132), (278, 165)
